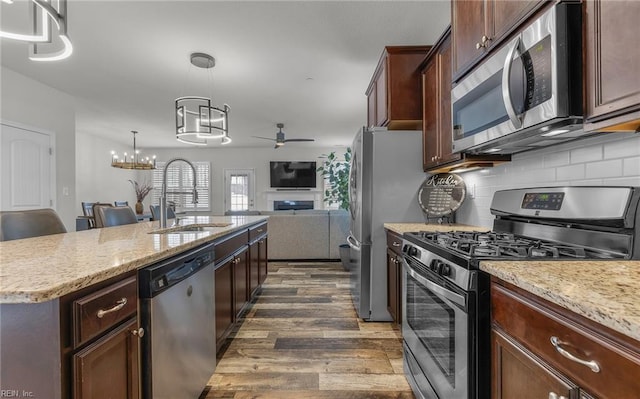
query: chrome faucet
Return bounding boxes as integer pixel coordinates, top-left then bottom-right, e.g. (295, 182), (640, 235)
(160, 158), (198, 228)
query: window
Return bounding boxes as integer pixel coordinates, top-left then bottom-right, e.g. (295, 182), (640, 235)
(152, 161), (210, 211)
(224, 169), (255, 212)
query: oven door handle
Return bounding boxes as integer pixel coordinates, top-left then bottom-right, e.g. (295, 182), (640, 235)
(404, 260), (466, 308)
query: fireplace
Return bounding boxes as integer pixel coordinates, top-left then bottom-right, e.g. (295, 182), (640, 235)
(273, 200), (314, 211)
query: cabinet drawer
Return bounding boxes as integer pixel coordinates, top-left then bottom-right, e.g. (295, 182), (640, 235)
(386, 230), (403, 256)
(73, 276), (137, 348)
(249, 222), (267, 242)
(492, 282), (640, 399)
(214, 229), (249, 263)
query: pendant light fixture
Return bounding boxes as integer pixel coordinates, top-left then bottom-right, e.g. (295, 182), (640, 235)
(175, 52), (231, 146)
(0, 0), (73, 62)
(110, 131), (157, 170)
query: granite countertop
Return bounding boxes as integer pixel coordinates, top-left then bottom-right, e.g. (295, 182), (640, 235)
(384, 222), (488, 235)
(481, 260), (640, 343)
(0, 215), (268, 304)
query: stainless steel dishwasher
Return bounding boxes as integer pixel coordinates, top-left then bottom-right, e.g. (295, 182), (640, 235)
(139, 242), (215, 399)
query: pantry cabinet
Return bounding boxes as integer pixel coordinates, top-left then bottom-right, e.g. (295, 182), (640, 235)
(491, 278), (640, 399)
(366, 46), (431, 130)
(451, 0), (546, 81)
(583, 0), (640, 133)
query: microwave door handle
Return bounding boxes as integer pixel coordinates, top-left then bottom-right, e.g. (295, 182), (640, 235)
(502, 36), (523, 130)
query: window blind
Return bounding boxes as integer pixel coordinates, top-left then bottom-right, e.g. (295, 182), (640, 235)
(152, 161), (210, 211)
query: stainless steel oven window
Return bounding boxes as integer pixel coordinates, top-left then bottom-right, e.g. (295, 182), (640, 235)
(406, 272), (456, 385)
(403, 259), (470, 399)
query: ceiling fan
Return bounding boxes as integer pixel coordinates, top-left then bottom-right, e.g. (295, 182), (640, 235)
(253, 123), (315, 149)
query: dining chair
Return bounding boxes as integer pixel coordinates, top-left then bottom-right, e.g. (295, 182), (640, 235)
(149, 205), (176, 221)
(0, 209), (67, 241)
(114, 201), (129, 207)
(98, 206), (139, 228)
(92, 203), (114, 228)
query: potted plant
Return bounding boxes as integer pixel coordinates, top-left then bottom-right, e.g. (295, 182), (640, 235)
(317, 147), (351, 210)
(129, 179), (153, 215)
(318, 148), (352, 269)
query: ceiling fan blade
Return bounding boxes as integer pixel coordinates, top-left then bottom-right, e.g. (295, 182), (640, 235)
(252, 136), (277, 141)
(283, 138), (315, 142)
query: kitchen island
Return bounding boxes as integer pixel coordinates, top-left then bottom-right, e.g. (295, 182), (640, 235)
(0, 215), (267, 399)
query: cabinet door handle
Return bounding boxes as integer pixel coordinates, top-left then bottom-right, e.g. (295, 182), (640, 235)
(131, 327), (145, 338)
(257, 229), (263, 233)
(550, 336), (600, 373)
(392, 241), (401, 247)
(97, 298), (127, 318)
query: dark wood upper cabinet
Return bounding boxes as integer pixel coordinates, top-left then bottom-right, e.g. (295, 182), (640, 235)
(452, 0), (546, 82)
(421, 27), (509, 173)
(583, 0), (640, 132)
(366, 46), (431, 130)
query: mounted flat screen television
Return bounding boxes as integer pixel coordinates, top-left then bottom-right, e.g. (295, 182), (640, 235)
(270, 161), (317, 188)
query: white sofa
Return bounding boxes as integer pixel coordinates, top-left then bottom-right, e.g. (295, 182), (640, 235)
(258, 209), (349, 260)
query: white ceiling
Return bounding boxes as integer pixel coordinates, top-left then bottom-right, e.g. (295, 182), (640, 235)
(0, 0), (450, 149)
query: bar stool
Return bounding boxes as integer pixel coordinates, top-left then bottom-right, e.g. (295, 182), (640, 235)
(96, 206), (138, 228)
(0, 209), (67, 241)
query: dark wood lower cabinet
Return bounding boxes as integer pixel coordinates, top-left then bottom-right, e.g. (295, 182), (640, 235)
(249, 241), (260, 296)
(258, 237), (268, 285)
(215, 259), (234, 348)
(73, 318), (140, 399)
(233, 248), (249, 317)
(386, 248), (401, 325)
(492, 328), (577, 399)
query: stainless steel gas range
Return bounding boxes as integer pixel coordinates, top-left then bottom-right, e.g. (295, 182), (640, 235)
(401, 186), (640, 399)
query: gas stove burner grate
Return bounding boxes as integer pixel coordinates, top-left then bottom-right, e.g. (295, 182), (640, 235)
(407, 231), (591, 260)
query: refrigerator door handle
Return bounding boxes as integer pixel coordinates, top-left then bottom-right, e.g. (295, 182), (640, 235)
(347, 234), (361, 251)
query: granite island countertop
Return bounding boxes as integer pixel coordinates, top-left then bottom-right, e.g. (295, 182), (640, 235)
(0, 215), (268, 304)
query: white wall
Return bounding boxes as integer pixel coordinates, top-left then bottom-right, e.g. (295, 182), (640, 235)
(75, 133), (144, 214)
(0, 66), (77, 230)
(149, 145), (349, 215)
(455, 133), (640, 228)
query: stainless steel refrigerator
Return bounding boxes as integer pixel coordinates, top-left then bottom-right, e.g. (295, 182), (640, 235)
(346, 127), (425, 321)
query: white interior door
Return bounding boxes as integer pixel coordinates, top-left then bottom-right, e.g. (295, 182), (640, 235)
(0, 123), (55, 211)
(224, 169), (255, 212)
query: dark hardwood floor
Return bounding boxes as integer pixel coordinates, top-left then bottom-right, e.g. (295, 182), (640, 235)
(202, 261), (414, 399)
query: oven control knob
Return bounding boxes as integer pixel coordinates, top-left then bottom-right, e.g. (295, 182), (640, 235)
(402, 244), (409, 253)
(430, 260), (440, 272)
(440, 264), (451, 277)
(409, 247), (419, 257)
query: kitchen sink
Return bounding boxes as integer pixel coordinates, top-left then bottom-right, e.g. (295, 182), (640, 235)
(149, 222), (233, 234)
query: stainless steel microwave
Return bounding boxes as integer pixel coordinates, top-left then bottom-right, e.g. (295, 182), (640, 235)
(451, 3), (587, 155)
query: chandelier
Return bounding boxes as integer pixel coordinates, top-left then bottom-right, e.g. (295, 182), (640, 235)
(175, 53), (231, 146)
(0, 0), (73, 62)
(111, 131), (157, 170)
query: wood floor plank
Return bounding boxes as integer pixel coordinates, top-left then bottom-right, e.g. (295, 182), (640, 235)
(319, 373), (412, 391)
(205, 262), (414, 399)
(274, 337), (402, 350)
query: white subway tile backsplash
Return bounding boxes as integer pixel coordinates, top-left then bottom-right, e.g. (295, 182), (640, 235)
(603, 135), (640, 159)
(604, 177), (640, 186)
(570, 145), (603, 164)
(585, 159), (623, 178)
(543, 151), (570, 168)
(624, 158), (640, 176)
(455, 134), (640, 227)
(556, 164), (585, 181)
